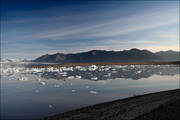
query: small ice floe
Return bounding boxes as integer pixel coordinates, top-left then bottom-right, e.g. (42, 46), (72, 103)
(100, 66), (105, 68)
(111, 68), (116, 71)
(53, 68), (59, 72)
(32, 68), (42, 73)
(85, 86), (89, 88)
(54, 84), (60, 87)
(91, 77), (98, 80)
(130, 65), (135, 68)
(88, 65), (98, 71)
(75, 66), (82, 70)
(76, 75), (82, 79)
(98, 68), (104, 72)
(67, 76), (75, 79)
(62, 67), (73, 71)
(48, 104), (53, 108)
(81, 67), (87, 71)
(39, 81), (46, 86)
(70, 83), (73, 86)
(104, 66), (111, 71)
(112, 65), (122, 69)
(18, 77), (27, 81)
(72, 90), (76, 92)
(157, 65), (160, 67)
(136, 70), (142, 74)
(89, 90), (97, 94)
(46, 67), (54, 72)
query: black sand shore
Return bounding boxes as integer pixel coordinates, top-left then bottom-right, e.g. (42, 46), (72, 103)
(42, 89), (180, 120)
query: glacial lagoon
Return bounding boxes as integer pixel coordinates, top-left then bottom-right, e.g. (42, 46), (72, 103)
(1, 62), (179, 120)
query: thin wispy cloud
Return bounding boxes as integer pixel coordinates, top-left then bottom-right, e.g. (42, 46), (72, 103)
(1, 1), (179, 59)
(10, 4), (179, 40)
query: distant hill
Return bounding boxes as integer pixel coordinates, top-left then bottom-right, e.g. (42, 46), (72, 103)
(33, 48), (180, 63)
(155, 50), (179, 61)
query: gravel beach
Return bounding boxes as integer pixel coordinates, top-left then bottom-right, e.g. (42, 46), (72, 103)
(42, 89), (180, 120)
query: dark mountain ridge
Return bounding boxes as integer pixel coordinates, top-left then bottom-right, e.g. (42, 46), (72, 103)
(34, 48), (179, 63)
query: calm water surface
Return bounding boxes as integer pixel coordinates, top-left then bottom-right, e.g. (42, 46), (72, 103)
(1, 62), (179, 120)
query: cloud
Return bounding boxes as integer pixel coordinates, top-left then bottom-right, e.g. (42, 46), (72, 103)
(3, 1), (178, 42)
(1, 1), (179, 59)
(29, 6), (178, 41)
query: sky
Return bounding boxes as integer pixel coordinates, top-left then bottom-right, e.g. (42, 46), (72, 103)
(1, 0), (179, 59)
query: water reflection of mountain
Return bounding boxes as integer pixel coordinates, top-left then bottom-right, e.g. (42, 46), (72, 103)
(39, 65), (179, 80)
(1, 62), (179, 81)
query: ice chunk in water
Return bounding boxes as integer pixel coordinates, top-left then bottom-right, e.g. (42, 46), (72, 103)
(88, 65), (98, 71)
(62, 67), (73, 71)
(18, 77), (27, 81)
(91, 77), (98, 80)
(136, 70), (142, 74)
(72, 90), (76, 92)
(85, 86), (89, 88)
(76, 75), (82, 79)
(39, 81), (46, 86)
(89, 90), (97, 94)
(67, 76), (75, 79)
(104, 66), (111, 71)
(75, 66), (82, 69)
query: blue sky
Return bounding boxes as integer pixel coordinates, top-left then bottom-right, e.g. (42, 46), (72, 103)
(1, 0), (179, 59)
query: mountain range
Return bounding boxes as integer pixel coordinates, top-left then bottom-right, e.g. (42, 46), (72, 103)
(34, 48), (180, 63)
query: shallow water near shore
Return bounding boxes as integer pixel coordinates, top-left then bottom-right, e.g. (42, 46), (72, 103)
(1, 62), (179, 120)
